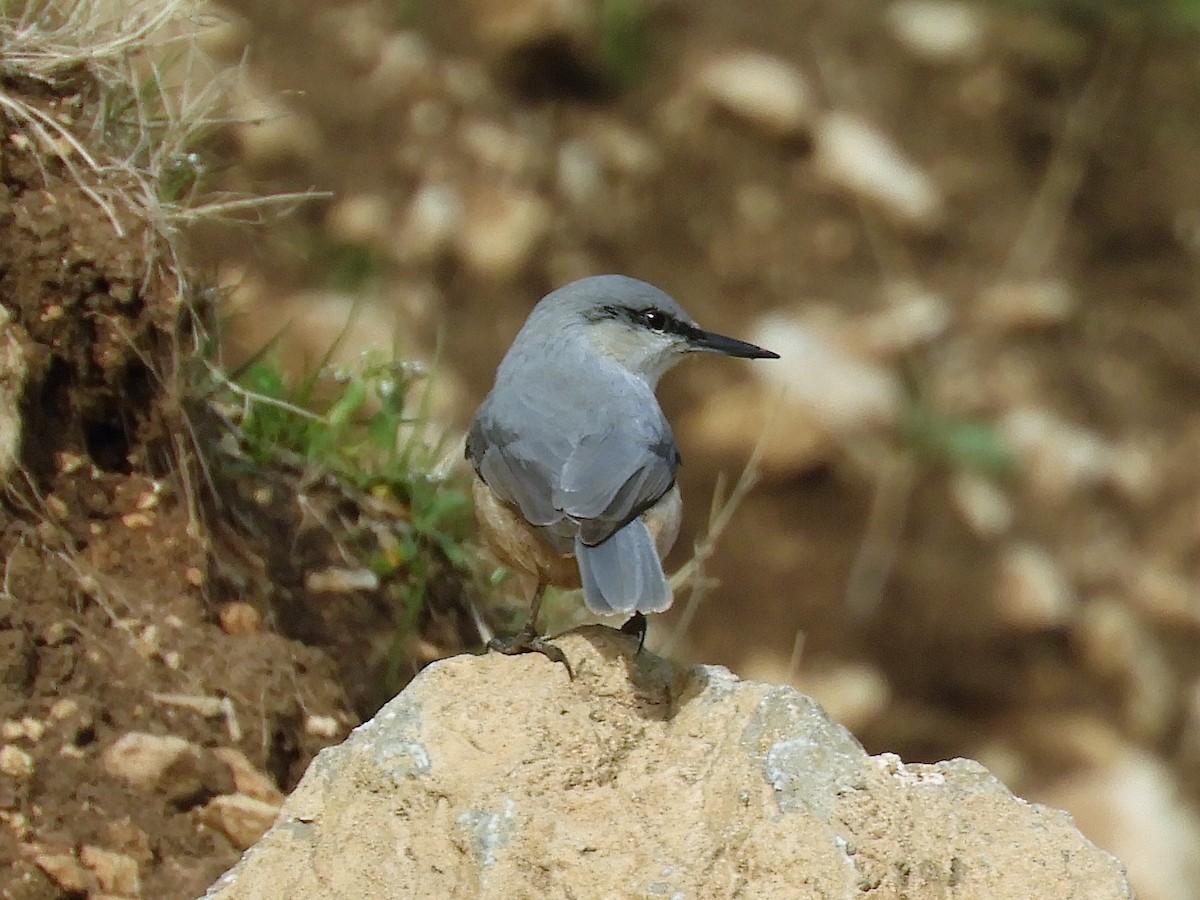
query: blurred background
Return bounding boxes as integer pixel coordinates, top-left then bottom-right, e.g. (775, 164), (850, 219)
(189, 0), (1200, 895)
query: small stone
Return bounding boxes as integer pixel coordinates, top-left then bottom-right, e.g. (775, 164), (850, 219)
(325, 194), (391, 247)
(121, 511), (153, 529)
(0, 745), (34, 779)
(813, 111), (945, 229)
(79, 845), (140, 896)
(48, 698), (78, 721)
(33, 851), (89, 893)
(557, 139), (603, 206)
(976, 279), (1075, 331)
(995, 542), (1075, 629)
(213, 748), (284, 804)
(1001, 407), (1115, 499)
(456, 187), (551, 281)
(102, 732), (203, 797)
(304, 714), (342, 739)
(887, 0), (987, 63)
(694, 51), (814, 139)
(856, 281), (953, 357)
(218, 602), (263, 636)
(748, 312), (902, 433)
(0, 721), (22, 741)
(950, 472), (1013, 537)
(366, 31), (435, 99)
(304, 567), (380, 594)
(185, 566), (205, 587)
(199, 793), (283, 850)
(392, 182), (464, 265)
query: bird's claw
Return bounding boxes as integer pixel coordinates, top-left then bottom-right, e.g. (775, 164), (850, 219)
(619, 611), (648, 653)
(488, 625), (574, 678)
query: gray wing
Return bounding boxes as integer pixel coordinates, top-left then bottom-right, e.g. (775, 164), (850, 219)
(554, 423), (680, 546)
(466, 411), (679, 548)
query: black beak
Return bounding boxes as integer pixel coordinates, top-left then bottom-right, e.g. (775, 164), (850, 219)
(689, 328), (779, 359)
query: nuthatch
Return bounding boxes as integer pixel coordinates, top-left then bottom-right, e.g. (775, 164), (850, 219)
(467, 275), (778, 673)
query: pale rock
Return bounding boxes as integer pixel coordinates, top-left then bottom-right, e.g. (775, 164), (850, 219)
(217, 602), (263, 636)
(0, 744), (34, 779)
(976, 279), (1076, 331)
(1034, 749), (1200, 900)
(456, 186), (551, 281)
(304, 566), (380, 594)
(556, 138), (603, 205)
(458, 118), (543, 176)
(325, 194), (391, 247)
(1001, 407), (1117, 499)
(200, 794), (283, 851)
(748, 312), (903, 434)
(205, 628), (1131, 899)
(694, 51), (815, 139)
(0, 304), (26, 489)
(994, 541), (1075, 629)
(1072, 596), (1174, 742)
(213, 748), (285, 804)
(814, 111), (945, 228)
(586, 117), (661, 177)
(365, 31), (435, 100)
(48, 698), (79, 721)
(393, 181), (464, 265)
(950, 471), (1013, 537)
(856, 281), (953, 357)
(79, 845), (141, 896)
(102, 731), (203, 798)
(887, 0), (987, 63)
(33, 851), (90, 893)
(304, 714), (342, 740)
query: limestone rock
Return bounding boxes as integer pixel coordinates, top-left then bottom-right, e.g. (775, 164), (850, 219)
(693, 51), (815, 139)
(206, 628), (1131, 899)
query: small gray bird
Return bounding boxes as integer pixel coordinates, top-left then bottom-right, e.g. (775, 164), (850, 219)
(466, 274), (778, 672)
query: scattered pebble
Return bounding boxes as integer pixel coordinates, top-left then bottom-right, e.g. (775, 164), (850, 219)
(304, 566), (380, 594)
(455, 186), (551, 281)
(1001, 407), (1117, 499)
(325, 194), (391, 247)
(994, 541), (1075, 629)
(32, 851), (89, 893)
(813, 111), (945, 229)
(976, 279), (1076, 331)
(213, 748), (284, 804)
(198, 793), (283, 850)
(218, 601), (263, 636)
(79, 844), (141, 896)
(393, 181), (465, 265)
(748, 312), (903, 433)
(304, 713), (343, 739)
(694, 51), (815, 139)
(950, 472), (1013, 537)
(887, 0), (987, 63)
(102, 731), (202, 796)
(855, 281), (953, 357)
(0, 744), (34, 780)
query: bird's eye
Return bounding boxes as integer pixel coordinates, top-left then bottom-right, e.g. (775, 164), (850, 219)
(639, 309), (668, 331)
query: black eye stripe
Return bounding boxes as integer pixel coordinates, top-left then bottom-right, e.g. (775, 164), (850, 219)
(587, 303), (697, 339)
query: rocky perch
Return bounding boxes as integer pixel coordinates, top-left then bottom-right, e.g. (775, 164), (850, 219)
(204, 627), (1130, 898)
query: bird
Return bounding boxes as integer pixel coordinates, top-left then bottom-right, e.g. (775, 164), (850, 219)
(466, 274), (778, 674)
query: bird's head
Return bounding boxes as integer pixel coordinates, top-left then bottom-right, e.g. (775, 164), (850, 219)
(539, 275), (778, 385)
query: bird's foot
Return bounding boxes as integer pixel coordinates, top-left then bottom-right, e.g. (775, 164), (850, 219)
(619, 612), (648, 653)
(488, 625), (574, 678)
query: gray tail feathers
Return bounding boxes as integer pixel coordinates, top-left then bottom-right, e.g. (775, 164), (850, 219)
(576, 519), (672, 616)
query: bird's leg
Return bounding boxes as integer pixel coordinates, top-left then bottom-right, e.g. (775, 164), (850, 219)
(618, 611), (648, 653)
(487, 584), (574, 677)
